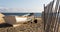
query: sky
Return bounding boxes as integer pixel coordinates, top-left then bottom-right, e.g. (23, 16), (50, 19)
(0, 0), (52, 13)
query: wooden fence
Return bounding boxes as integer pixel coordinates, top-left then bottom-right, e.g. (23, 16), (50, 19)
(42, 0), (60, 32)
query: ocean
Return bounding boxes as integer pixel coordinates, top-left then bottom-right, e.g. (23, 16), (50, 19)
(2, 13), (42, 17)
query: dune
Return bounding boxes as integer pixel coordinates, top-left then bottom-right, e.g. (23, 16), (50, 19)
(0, 13), (5, 24)
(0, 17), (44, 32)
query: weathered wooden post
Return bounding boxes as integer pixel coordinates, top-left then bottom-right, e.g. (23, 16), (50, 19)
(42, 0), (60, 32)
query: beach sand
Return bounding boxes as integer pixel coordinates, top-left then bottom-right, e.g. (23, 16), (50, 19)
(0, 13), (44, 32)
(0, 13), (5, 24)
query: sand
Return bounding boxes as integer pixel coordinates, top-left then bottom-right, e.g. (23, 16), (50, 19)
(0, 13), (5, 24)
(0, 13), (44, 32)
(0, 17), (44, 32)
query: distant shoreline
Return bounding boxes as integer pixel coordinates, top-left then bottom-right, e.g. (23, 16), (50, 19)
(2, 13), (42, 17)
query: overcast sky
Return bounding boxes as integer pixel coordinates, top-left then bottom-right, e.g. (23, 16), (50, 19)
(0, 0), (52, 13)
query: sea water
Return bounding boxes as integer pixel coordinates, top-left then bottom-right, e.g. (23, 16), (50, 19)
(2, 13), (42, 17)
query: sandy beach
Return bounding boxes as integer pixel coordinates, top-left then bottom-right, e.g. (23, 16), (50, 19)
(0, 13), (44, 32)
